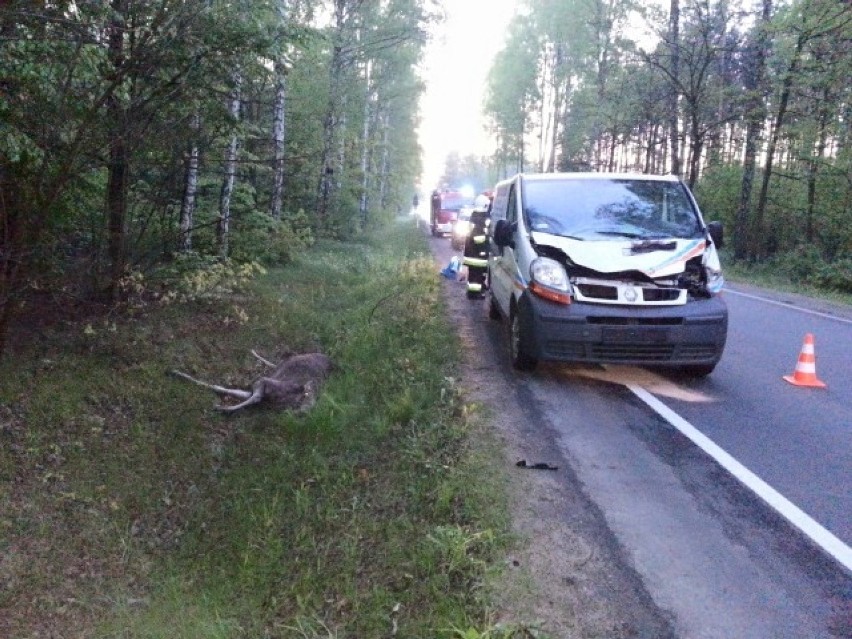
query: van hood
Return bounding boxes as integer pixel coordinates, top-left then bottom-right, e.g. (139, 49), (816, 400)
(530, 231), (707, 278)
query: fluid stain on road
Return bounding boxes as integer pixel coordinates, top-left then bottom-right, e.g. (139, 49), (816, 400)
(548, 362), (717, 403)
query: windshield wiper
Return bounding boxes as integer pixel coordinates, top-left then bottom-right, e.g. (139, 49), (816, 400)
(595, 230), (670, 239)
(593, 230), (644, 239)
(529, 227), (586, 241)
(629, 239), (677, 254)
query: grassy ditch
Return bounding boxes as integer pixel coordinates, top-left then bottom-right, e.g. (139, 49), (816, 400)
(723, 257), (852, 306)
(0, 221), (514, 637)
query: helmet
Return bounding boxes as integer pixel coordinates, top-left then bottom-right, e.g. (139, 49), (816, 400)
(473, 194), (491, 212)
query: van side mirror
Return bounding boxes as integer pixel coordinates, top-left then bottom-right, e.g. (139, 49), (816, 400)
(493, 219), (515, 248)
(707, 221), (724, 249)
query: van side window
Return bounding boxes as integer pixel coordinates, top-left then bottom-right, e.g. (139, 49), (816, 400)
(506, 185), (517, 224)
(490, 186), (508, 222)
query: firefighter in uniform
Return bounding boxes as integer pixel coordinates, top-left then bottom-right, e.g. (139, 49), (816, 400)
(463, 193), (492, 299)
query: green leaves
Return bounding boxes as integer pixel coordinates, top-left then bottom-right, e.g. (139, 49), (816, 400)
(482, 0), (851, 271)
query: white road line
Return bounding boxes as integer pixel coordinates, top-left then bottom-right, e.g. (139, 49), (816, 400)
(628, 384), (852, 573)
(725, 288), (852, 325)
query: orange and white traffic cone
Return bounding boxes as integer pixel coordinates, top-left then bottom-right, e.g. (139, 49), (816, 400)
(783, 333), (827, 388)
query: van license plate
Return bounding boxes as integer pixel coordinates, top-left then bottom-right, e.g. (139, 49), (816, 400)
(602, 327), (669, 344)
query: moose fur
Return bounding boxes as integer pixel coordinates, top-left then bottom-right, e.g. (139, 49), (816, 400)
(171, 352), (334, 413)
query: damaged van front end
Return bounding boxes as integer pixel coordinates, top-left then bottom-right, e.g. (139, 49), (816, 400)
(488, 173), (728, 376)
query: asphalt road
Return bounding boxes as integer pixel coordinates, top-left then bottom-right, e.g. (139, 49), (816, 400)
(423, 219), (852, 639)
(667, 284), (852, 546)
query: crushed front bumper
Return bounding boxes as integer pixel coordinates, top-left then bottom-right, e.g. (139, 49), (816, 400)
(517, 291), (728, 366)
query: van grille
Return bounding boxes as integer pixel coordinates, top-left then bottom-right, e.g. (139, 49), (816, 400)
(575, 283), (682, 303)
(677, 344), (720, 359)
(591, 344), (675, 361)
(576, 283), (618, 300)
(572, 278), (686, 305)
(544, 341), (718, 362)
(587, 317), (684, 326)
(643, 288), (681, 302)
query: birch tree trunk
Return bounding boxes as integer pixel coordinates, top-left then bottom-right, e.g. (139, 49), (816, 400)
(179, 111), (200, 251)
(317, 50), (345, 222)
(270, 59), (288, 220)
(377, 108), (390, 210)
(539, 43), (565, 174)
(218, 73), (242, 258)
(358, 60), (371, 227)
(538, 48), (550, 172)
(548, 55), (567, 174)
(336, 102), (347, 189)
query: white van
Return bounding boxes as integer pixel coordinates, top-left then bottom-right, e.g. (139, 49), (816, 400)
(487, 172), (727, 376)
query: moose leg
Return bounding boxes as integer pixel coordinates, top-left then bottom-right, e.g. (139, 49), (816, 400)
(217, 378), (308, 413)
(215, 379), (268, 412)
(215, 391), (264, 412)
(170, 370), (253, 400)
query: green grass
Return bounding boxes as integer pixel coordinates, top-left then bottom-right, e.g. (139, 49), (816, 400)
(0, 222), (513, 638)
(723, 255), (852, 306)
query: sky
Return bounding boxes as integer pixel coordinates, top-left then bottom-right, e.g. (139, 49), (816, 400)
(417, 0), (519, 190)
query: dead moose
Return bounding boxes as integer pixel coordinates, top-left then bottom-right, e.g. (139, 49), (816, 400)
(171, 351), (334, 413)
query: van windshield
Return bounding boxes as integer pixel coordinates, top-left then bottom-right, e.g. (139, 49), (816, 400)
(522, 178), (703, 240)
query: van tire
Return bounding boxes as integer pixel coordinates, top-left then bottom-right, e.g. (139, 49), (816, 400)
(680, 363), (716, 378)
(488, 294), (501, 320)
(510, 309), (537, 371)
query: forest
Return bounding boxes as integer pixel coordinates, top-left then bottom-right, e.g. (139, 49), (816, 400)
(1, 1), (850, 633)
(2, 0), (851, 360)
(481, 0), (850, 291)
(0, 0), (433, 357)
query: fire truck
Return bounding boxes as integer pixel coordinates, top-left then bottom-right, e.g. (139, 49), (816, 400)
(430, 189), (473, 237)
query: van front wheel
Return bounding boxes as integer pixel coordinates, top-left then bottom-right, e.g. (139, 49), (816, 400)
(488, 293), (501, 320)
(680, 363), (716, 378)
(510, 309), (537, 371)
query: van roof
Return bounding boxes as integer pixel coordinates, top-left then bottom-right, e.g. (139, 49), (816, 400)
(498, 172), (682, 185)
